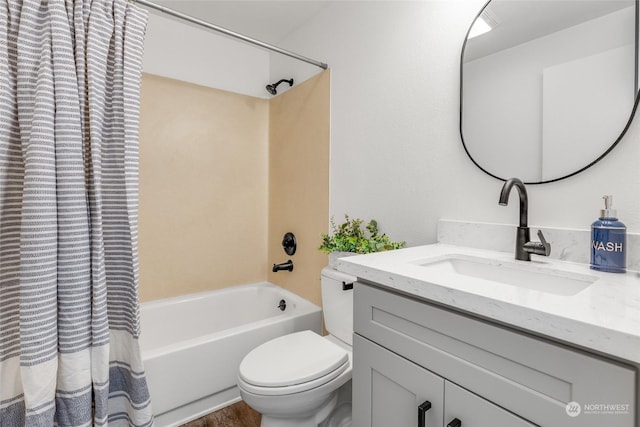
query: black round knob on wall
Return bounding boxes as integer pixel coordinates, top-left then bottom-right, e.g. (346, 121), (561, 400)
(282, 232), (297, 255)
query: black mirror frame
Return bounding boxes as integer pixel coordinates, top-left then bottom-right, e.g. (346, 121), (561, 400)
(459, 0), (640, 184)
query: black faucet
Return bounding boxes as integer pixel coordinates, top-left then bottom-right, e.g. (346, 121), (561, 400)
(272, 260), (293, 272)
(498, 178), (551, 261)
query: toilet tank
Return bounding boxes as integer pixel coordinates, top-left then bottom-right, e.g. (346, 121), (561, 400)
(321, 267), (356, 345)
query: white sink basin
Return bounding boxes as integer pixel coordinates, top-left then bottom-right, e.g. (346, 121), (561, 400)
(415, 255), (597, 296)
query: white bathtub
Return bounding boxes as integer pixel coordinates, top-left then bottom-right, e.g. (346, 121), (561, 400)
(139, 282), (322, 427)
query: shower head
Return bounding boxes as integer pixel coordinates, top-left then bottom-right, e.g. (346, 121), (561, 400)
(266, 78), (294, 95)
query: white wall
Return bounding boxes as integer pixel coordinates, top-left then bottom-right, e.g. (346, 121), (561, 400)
(143, 11), (270, 98)
(272, 0), (640, 246)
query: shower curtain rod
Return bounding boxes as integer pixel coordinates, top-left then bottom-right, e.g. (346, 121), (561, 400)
(134, 0), (328, 70)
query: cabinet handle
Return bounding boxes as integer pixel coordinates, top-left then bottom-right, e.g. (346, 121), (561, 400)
(447, 418), (462, 427)
(418, 400), (431, 427)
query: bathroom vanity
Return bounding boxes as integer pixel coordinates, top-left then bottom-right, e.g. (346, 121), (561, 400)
(337, 244), (639, 427)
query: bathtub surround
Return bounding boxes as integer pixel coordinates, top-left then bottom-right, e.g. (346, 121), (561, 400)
(138, 70), (330, 305)
(139, 74), (269, 301)
(0, 1), (152, 425)
(268, 71), (331, 306)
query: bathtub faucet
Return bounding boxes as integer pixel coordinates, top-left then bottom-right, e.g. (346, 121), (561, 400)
(272, 260), (294, 272)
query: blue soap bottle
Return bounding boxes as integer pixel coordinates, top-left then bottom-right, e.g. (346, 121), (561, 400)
(590, 195), (626, 273)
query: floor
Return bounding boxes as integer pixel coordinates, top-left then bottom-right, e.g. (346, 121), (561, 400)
(181, 401), (261, 427)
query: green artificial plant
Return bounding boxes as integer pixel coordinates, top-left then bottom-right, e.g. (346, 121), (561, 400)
(318, 215), (405, 254)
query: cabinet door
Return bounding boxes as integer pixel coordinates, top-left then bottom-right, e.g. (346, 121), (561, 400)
(353, 334), (444, 427)
(444, 381), (536, 427)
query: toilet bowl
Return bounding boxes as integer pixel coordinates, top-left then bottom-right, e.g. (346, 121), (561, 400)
(237, 268), (355, 427)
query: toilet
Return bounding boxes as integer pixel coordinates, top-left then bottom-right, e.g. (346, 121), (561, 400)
(237, 267), (355, 427)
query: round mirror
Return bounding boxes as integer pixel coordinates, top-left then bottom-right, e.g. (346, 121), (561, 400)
(460, 0), (639, 184)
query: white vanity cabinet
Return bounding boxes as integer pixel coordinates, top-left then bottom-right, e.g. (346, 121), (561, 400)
(353, 281), (636, 427)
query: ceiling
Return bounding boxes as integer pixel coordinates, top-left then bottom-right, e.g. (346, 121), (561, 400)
(149, 0), (332, 45)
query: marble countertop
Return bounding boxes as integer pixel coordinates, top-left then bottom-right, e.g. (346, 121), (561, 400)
(336, 244), (640, 364)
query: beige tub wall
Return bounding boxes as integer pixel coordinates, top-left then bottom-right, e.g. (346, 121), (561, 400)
(267, 71), (331, 307)
(138, 73), (269, 301)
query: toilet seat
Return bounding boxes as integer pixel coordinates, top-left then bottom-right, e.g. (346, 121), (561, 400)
(238, 330), (349, 396)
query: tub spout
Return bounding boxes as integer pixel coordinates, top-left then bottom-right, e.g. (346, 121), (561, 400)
(272, 260), (293, 272)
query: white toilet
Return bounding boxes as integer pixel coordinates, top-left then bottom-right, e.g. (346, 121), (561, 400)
(237, 267), (355, 427)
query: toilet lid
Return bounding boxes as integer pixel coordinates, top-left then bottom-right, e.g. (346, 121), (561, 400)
(238, 330), (349, 388)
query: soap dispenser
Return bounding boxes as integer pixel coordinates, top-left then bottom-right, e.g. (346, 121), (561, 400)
(590, 195), (626, 273)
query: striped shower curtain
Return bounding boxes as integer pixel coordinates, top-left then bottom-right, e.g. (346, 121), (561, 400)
(0, 0), (152, 425)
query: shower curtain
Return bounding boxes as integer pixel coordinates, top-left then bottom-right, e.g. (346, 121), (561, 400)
(0, 0), (152, 425)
